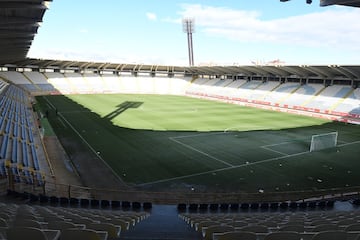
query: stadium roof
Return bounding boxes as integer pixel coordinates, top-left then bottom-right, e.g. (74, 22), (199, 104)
(0, 0), (360, 81)
(0, 0), (51, 64)
(3, 58), (360, 80)
(281, 0), (360, 7)
(320, 0), (360, 7)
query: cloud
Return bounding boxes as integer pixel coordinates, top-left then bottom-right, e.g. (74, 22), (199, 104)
(146, 12), (157, 21)
(79, 28), (88, 33)
(173, 4), (360, 50)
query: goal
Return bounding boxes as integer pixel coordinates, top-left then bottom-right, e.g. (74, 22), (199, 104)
(310, 132), (338, 152)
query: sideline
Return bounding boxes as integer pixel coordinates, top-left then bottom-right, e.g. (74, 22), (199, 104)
(43, 96), (126, 184)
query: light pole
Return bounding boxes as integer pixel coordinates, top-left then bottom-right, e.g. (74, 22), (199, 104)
(182, 18), (195, 66)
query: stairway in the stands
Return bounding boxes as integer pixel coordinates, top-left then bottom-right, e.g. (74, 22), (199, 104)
(120, 205), (201, 240)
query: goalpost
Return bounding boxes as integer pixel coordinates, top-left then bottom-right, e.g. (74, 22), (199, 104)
(309, 132), (338, 152)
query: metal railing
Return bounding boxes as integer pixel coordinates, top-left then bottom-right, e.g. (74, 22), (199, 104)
(4, 170), (360, 205)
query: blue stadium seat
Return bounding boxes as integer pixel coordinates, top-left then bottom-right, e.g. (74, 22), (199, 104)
(31, 145), (40, 170)
(11, 138), (17, 163)
(0, 135), (8, 159)
(21, 142), (28, 166)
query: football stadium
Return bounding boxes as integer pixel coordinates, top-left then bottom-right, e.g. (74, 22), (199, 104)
(1, 0), (360, 239)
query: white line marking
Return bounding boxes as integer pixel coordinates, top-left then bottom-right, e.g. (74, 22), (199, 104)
(60, 110), (90, 114)
(262, 141), (298, 148)
(172, 132), (225, 140)
(57, 117), (67, 128)
(43, 96), (125, 184)
(169, 137), (234, 167)
(140, 139), (360, 186)
(43, 97), (56, 109)
(261, 146), (288, 156)
(138, 149), (311, 186)
(338, 140), (360, 147)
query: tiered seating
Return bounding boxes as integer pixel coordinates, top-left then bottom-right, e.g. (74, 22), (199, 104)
(226, 80), (247, 89)
(305, 85), (353, 111)
(101, 74), (122, 93)
(187, 78), (212, 94)
(0, 72), (30, 85)
(333, 88), (360, 115)
(263, 82), (301, 105)
(180, 210), (360, 240)
(285, 84), (324, 108)
(235, 80), (263, 99)
(0, 201), (150, 240)
(23, 72), (56, 92)
(82, 73), (106, 93)
(169, 77), (190, 95)
(0, 85), (44, 184)
(64, 72), (90, 93)
(44, 72), (73, 94)
(3, 70), (360, 119)
(247, 81), (280, 102)
(0, 80), (8, 93)
(121, 76), (139, 93)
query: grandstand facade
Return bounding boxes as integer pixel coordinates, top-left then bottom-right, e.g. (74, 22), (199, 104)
(1, 60), (359, 123)
(0, 59), (360, 203)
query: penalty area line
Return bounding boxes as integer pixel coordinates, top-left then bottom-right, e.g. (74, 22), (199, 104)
(261, 146), (288, 156)
(169, 137), (234, 167)
(138, 149), (311, 187)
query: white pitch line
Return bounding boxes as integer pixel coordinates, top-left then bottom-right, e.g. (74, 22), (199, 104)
(169, 137), (234, 167)
(60, 110), (90, 114)
(43, 96), (56, 109)
(338, 140), (360, 147)
(44, 96), (66, 128)
(139, 149), (311, 186)
(57, 110), (126, 184)
(172, 131), (225, 140)
(262, 141), (298, 148)
(146, 140), (360, 187)
(137, 166), (234, 187)
(261, 146), (288, 156)
(57, 117), (67, 128)
(43, 96), (125, 183)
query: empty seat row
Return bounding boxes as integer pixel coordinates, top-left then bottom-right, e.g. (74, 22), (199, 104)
(178, 200), (334, 212)
(181, 211), (360, 240)
(0, 200), (151, 239)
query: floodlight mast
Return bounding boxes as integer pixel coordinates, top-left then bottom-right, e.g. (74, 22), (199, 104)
(182, 18), (195, 66)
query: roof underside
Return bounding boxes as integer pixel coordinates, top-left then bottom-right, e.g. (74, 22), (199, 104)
(3, 58), (360, 80)
(320, 0), (360, 7)
(0, 0), (51, 64)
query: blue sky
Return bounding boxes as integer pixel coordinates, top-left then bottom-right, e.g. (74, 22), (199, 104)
(28, 1), (360, 66)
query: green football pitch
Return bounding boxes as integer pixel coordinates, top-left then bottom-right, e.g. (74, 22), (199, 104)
(37, 94), (360, 193)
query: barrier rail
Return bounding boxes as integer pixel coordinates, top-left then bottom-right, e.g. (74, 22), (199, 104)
(3, 170), (360, 205)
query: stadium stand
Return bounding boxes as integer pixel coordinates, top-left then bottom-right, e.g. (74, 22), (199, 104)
(64, 72), (90, 93)
(43, 72), (72, 94)
(0, 65), (359, 239)
(0, 83), (49, 186)
(180, 210), (360, 240)
(304, 85), (354, 111)
(2, 69), (360, 122)
(0, 200), (149, 240)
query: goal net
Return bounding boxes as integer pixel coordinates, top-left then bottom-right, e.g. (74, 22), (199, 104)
(310, 132), (338, 152)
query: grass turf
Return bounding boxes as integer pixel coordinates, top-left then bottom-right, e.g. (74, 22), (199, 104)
(36, 94), (360, 192)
